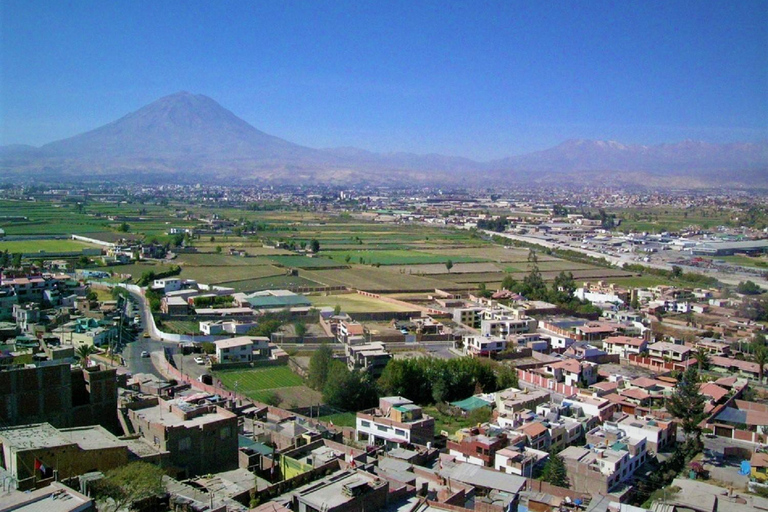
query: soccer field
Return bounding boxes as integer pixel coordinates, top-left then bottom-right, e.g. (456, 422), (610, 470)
(214, 365), (304, 398)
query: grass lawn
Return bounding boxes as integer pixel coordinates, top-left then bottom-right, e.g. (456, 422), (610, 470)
(422, 405), (483, 437)
(317, 412), (358, 427)
(161, 320), (201, 335)
(215, 365), (305, 401)
(0, 239), (98, 253)
(308, 293), (418, 313)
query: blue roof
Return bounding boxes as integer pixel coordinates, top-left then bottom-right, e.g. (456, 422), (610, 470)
(715, 407), (747, 424)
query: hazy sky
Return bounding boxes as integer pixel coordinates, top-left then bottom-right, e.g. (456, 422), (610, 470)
(1, 1), (766, 159)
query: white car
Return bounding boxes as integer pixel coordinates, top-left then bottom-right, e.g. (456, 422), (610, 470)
(194, 356), (206, 365)
(140, 351), (150, 358)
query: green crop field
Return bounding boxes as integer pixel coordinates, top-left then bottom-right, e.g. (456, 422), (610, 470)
(316, 412), (357, 427)
(175, 253), (275, 266)
(0, 239), (99, 253)
(304, 267), (469, 292)
(215, 366), (305, 402)
(179, 264), (284, 284)
(161, 320), (201, 335)
(324, 249), (485, 266)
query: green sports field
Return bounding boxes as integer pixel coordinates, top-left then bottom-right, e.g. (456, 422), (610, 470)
(215, 365), (305, 402)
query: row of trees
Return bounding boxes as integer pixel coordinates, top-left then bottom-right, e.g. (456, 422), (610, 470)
(307, 346), (520, 412)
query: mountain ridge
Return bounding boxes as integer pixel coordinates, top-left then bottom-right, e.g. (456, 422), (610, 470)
(2, 91), (767, 186)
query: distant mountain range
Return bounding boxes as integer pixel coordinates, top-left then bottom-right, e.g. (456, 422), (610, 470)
(2, 91), (766, 187)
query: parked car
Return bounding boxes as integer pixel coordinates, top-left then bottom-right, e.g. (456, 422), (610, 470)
(194, 356), (205, 365)
(140, 351), (150, 358)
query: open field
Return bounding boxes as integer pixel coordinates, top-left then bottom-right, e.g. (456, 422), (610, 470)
(308, 293), (418, 313)
(0, 239), (99, 253)
(708, 255), (768, 269)
(426, 246), (548, 262)
(611, 207), (737, 233)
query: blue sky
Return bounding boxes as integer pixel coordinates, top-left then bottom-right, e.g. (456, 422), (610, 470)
(1, 1), (766, 159)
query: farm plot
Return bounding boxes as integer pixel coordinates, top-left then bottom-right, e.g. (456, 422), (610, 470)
(220, 275), (322, 292)
(324, 249), (485, 266)
(304, 267), (469, 292)
(426, 246), (536, 262)
(175, 253), (275, 266)
(178, 264), (284, 284)
(383, 262), (502, 275)
(269, 255), (347, 269)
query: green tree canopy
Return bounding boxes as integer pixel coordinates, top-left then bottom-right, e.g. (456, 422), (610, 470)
(666, 367), (706, 441)
(541, 451), (569, 488)
(92, 461), (166, 512)
(308, 344), (334, 391)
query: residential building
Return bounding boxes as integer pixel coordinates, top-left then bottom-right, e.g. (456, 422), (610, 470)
(494, 446), (549, 477)
(602, 336), (648, 359)
(0, 363), (119, 433)
(614, 414), (676, 453)
(215, 336), (270, 364)
(126, 397), (239, 478)
(560, 428), (648, 494)
(0, 423), (163, 490)
(356, 396), (435, 447)
(495, 388), (551, 416)
(0, 482), (94, 512)
(545, 359), (598, 387)
(647, 342), (692, 362)
(479, 310), (537, 337)
(338, 320), (366, 344)
(284, 468), (389, 512)
(345, 342), (391, 377)
(448, 431), (508, 467)
(462, 334), (507, 357)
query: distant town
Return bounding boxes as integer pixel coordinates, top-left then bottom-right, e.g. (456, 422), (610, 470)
(0, 183), (767, 512)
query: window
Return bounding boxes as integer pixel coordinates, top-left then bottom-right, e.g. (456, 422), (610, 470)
(377, 424), (389, 432)
(395, 429), (406, 437)
(179, 437), (192, 451)
(220, 426), (231, 439)
(361, 420), (371, 428)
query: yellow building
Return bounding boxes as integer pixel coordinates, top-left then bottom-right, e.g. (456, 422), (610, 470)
(751, 452), (768, 483)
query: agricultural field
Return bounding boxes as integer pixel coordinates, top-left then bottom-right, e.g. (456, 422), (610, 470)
(324, 249), (485, 266)
(214, 365), (317, 406)
(177, 264), (284, 284)
(220, 275), (322, 292)
(174, 253), (276, 266)
(268, 255), (347, 269)
(308, 293), (419, 313)
(304, 267), (467, 292)
(384, 262), (502, 275)
(0, 239), (99, 254)
(610, 207), (737, 233)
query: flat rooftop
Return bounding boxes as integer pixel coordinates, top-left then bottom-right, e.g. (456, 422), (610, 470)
(133, 403), (234, 428)
(0, 423), (73, 451)
(295, 470), (383, 510)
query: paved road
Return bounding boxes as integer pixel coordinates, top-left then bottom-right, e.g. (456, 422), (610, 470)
(484, 230), (768, 288)
(121, 288), (167, 379)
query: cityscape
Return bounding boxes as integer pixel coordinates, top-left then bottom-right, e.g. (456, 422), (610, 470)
(1, 2), (767, 512)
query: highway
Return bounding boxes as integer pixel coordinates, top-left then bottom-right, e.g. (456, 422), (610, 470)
(483, 230), (768, 288)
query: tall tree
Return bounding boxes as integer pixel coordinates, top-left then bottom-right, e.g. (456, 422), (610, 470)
(755, 345), (768, 384)
(541, 451), (569, 488)
(310, 239), (320, 253)
(308, 344), (334, 391)
(666, 367), (706, 442)
(445, 259), (454, 273)
(322, 361), (378, 411)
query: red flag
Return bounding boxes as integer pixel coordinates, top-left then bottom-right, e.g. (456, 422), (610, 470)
(34, 459), (42, 472)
